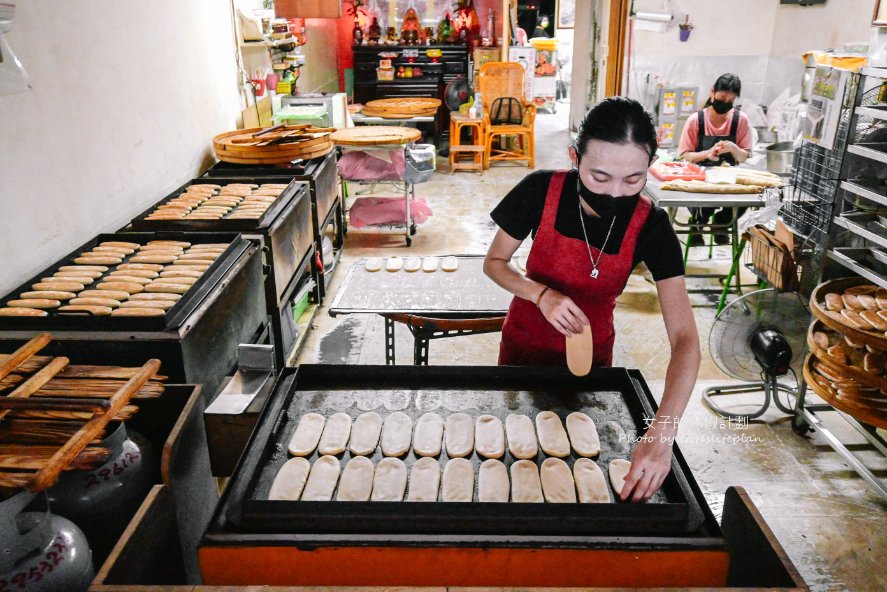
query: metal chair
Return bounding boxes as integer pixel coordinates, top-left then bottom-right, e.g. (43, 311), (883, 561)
(477, 62), (536, 169)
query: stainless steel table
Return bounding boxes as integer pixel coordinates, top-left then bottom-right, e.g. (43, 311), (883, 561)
(329, 255), (512, 364)
(644, 178), (767, 312)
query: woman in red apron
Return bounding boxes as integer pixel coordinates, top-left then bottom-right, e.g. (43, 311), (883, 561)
(484, 97), (700, 503)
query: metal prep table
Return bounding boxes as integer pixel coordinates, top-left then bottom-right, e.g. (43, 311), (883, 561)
(644, 177), (767, 312)
(202, 151), (345, 304)
(0, 233), (266, 402)
(329, 255), (512, 364)
(190, 364), (806, 589)
(129, 178), (314, 369)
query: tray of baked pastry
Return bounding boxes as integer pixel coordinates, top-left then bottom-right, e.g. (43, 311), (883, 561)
(0, 232), (252, 331)
(130, 177), (305, 232)
(212, 365), (712, 538)
(806, 277), (887, 429)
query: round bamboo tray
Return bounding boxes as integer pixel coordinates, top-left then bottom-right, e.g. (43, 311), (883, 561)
(329, 126), (421, 146)
(365, 97), (441, 111)
(216, 143), (333, 165)
(213, 125), (333, 165)
(804, 353), (887, 429)
(806, 321), (887, 390)
(810, 277), (887, 351)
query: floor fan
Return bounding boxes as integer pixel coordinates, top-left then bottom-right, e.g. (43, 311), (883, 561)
(704, 288), (809, 420)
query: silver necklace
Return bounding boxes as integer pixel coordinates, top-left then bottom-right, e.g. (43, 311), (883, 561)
(578, 197), (616, 279)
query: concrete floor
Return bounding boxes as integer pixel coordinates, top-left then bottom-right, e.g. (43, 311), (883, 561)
(296, 108), (887, 591)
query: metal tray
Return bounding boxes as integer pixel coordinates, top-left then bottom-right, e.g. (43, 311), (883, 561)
(329, 256), (513, 316)
(0, 232), (250, 332)
(201, 153), (329, 179)
(130, 177), (306, 232)
(218, 365), (708, 537)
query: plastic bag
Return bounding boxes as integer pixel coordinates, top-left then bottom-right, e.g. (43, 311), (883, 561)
(737, 187), (782, 234)
(0, 3), (31, 96)
(404, 144), (436, 184)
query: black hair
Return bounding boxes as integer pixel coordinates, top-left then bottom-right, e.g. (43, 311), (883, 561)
(704, 73), (742, 107)
(574, 96), (658, 160)
(713, 73), (742, 96)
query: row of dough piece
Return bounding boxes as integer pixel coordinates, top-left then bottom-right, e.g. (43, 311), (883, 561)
(364, 256), (459, 273)
(288, 410), (601, 460)
(270, 454), (633, 503)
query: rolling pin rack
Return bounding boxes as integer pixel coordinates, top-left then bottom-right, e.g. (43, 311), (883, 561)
(0, 333), (162, 492)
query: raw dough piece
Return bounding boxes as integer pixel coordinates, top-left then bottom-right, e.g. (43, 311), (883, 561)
(540, 458), (577, 503)
(287, 413), (326, 457)
(386, 256), (404, 272)
(269, 457), (310, 500)
(381, 411), (413, 457)
(535, 411), (570, 457)
(317, 412), (352, 455)
(566, 324), (593, 376)
(365, 257), (383, 272)
(573, 458), (610, 503)
(404, 257), (422, 272)
(445, 413), (474, 457)
(371, 458), (407, 501)
(566, 412), (601, 457)
(300, 456), (340, 501)
(421, 257), (439, 273)
(478, 459), (509, 502)
(510, 459), (544, 503)
(608, 459), (632, 496)
(407, 457), (441, 502)
(441, 458), (474, 502)
(441, 256), (459, 272)
(505, 414), (538, 459)
(475, 415), (505, 459)
(349, 411), (382, 456)
(413, 412), (444, 457)
(336, 456), (375, 501)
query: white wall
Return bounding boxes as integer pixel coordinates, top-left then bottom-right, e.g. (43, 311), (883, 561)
(0, 1), (241, 295)
(771, 0), (874, 56)
(628, 0), (873, 108)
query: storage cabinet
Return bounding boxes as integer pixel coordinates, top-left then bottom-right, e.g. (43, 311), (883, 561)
(352, 45), (469, 141)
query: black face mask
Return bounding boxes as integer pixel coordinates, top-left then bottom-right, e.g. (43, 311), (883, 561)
(575, 174), (642, 219)
(711, 99), (733, 115)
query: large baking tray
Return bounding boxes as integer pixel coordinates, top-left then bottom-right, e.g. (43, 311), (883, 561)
(129, 177), (305, 232)
(217, 365), (707, 537)
(329, 256), (513, 316)
(0, 232), (250, 332)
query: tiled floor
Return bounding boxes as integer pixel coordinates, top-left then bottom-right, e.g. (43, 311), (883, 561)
(296, 108), (887, 591)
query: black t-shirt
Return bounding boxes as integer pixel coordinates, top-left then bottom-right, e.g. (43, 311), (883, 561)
(490, 170), (685, 282)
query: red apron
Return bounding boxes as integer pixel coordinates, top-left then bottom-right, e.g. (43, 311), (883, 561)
(498, 170), (652, 367)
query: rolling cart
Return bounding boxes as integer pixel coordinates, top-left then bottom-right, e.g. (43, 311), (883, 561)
(330, 127), (433, 247)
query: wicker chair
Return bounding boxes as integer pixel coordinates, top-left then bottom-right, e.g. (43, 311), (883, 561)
(477, 62), (536, 169)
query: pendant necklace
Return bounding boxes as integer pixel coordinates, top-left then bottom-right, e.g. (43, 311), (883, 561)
(578, 196), (616, 279)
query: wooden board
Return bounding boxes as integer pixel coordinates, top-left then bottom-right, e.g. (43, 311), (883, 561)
(330, 126), (421, 146)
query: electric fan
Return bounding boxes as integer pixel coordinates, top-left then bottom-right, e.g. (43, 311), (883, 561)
(704, 288), (810, 420)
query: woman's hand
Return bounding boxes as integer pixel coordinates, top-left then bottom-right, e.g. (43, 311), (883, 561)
(619, 423), (676, 503)
(703, 146), (721, 161)
(537, 288), (589, 336)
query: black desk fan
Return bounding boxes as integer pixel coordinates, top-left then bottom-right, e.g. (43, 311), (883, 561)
(704, 288), (809, 420)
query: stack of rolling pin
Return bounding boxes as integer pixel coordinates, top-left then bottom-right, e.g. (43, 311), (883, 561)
(0, 333), (163, 491)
